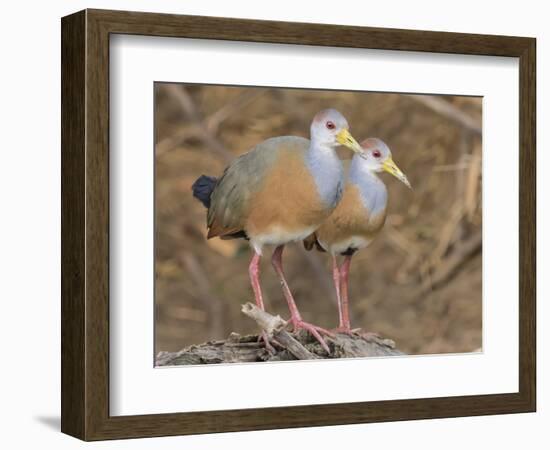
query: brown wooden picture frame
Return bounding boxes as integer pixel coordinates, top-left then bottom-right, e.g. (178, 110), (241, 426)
(61, 8), (536, 441)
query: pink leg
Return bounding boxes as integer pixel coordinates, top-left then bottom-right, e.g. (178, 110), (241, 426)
(335, 255), (378, 339)
(249, 252), (274, 352)
(248, 252), (265, 310)
(271, 245), (333, 353)
(332, 255), (344, 329)
(336, 255), (352, 333)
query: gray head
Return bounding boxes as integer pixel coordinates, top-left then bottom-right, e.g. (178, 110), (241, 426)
(356, 138), (411, 188)
(310, 109), (363, 154)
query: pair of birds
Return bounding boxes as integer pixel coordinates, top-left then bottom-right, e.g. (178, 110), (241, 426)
(192, 109), (410, 353)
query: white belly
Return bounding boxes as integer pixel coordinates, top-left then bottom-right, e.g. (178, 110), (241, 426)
(250, 225), (318, 255)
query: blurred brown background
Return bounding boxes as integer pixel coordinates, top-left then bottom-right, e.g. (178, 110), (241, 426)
(154, 83), (482, 356)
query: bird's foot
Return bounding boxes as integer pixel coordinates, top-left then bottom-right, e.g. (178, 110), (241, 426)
(258, 331), (284, 354)
(289, 319), (334, 354)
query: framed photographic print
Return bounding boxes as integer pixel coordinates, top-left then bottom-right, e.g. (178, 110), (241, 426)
(61, 9), (536, 441)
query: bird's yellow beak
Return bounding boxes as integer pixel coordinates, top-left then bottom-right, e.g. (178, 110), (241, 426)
(383, 157), (411, 189)
(336, 129), (363, 154)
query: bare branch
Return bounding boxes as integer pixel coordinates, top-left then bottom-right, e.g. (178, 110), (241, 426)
(163, 84), (234, 163)
(409, 95), (482, 135)
(156, 303), (404, 366)
(241, 303), (319, 360)
(415, 230), (482, 297)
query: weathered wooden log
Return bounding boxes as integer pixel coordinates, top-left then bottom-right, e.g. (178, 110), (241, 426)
(156, 303), (404, 366)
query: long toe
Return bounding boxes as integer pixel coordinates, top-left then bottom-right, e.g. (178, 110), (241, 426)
(309, 324), (335, 337)
(292, 321), (333, 353)
(258, 331), (277, 354)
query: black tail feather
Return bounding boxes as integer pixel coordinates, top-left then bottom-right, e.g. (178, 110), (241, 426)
(191, 175), (218, 208)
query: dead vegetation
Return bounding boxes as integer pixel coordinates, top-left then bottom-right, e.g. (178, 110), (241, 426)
(157, 303), (403, 365)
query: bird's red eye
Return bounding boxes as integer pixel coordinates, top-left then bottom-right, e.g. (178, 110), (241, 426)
(373, 150), (381, 158)
(326, 121), (335, 130)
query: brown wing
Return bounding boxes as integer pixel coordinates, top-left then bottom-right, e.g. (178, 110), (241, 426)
(207, 136), (310, 239)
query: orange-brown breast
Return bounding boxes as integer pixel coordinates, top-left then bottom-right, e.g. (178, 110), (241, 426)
(245, 149), (329, 238)
(315, 183), (387, 248)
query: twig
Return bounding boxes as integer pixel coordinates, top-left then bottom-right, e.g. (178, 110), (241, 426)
(181, 252), (224, 338)
(155, 126), (198, 157)
(432, 162), (471, 172)
(156, 303), (404, 366)
(464, 141), (482, 222)
(409, 95), (482, 135)
(205, 89), (268, 134)
(164, 84), (234, 163)
(414, 230), (482, 297)
(157, 89), (266, 158)
(430, 202), (465, 266)
(241, 303), (319, 360)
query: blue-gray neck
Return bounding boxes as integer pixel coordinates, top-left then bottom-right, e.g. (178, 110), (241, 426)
(348, 157), (388, 216)
(305, 142), (343, 209)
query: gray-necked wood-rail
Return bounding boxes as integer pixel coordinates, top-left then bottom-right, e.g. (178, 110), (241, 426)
(192, 109), (364, 352)
(304, 138), (411, 334)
